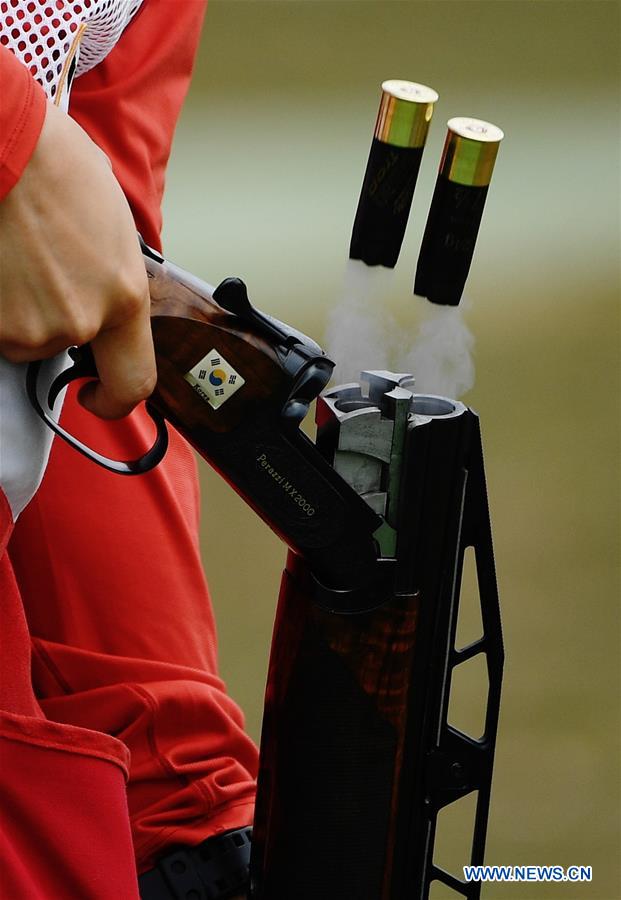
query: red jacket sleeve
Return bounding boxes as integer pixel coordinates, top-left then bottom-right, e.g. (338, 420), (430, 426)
(69, 0), (208, 250)
(0, 45), (46, 200)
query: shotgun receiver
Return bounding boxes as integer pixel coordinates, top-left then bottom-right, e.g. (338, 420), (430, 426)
(28, 242), (390, 611)
(27, 246), (503, 897)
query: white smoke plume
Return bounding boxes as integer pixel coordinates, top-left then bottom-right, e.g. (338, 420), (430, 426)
(324, 261), (475, 400)
(398, 295), (475, 399)
(324, 260), (397, 385)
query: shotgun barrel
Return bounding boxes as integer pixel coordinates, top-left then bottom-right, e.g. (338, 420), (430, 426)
(251, 372), (504, 899)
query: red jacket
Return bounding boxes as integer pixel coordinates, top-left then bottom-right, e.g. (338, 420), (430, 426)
(0, 4), (258, 896)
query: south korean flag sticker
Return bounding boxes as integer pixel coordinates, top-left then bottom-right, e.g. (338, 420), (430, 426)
(184, 349), (245, 410)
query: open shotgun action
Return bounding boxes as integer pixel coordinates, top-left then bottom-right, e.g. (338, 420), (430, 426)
(27, 234), (503, 897)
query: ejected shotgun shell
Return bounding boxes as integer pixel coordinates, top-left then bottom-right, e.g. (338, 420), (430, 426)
(349, 80), (439, 268)
(414, 116), (504, 305)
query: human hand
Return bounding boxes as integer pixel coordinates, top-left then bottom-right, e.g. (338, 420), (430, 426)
(0, 100), (155, 419)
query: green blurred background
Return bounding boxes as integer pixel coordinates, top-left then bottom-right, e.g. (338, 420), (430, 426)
(161, 2), (620, 897)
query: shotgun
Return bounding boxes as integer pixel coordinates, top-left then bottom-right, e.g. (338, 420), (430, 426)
(27, 244), (503, 898)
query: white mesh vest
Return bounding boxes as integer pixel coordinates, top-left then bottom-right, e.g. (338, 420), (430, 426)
(0, 0), (144, 107)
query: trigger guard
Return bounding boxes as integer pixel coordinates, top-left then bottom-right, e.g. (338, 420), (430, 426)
(26, 359), (168, 476)
(47, 344), (98, 408)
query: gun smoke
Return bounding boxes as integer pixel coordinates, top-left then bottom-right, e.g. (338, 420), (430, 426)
(325, 260), (398, 386)
(325, 260), (475, 400)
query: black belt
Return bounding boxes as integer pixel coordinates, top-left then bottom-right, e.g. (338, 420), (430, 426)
(138, 827), (252, 900)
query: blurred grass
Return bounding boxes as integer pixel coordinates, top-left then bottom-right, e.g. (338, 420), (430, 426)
(162, 2), (620, 897)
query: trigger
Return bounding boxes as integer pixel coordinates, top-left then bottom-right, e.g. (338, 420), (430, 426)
(48, 345), (98, 409)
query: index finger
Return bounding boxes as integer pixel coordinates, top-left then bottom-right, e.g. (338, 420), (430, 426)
(78, 304), (157, 420)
